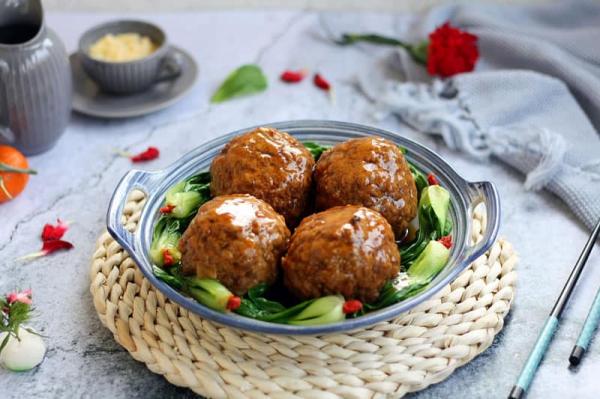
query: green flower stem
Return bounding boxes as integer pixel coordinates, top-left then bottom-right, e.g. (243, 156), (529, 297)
(337, 33), (428, 65)
(0, 162), (37, 175)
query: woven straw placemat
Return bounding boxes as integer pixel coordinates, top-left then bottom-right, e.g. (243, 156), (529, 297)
(90, 190), (517, 398)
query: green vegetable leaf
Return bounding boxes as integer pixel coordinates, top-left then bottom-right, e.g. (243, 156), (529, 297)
(400, 185), (451, 266)
(409, 163), (428, 197)
(149, 217), (183, 266)
(407, 240), (450, 283)
(287, 296), (345, 326)
(363, 280), (429, 313)
(234, 284), (345, 325)
(153, 265), (184, 289)
(211, 64), (268, 103)
(164, 172), (211, 219)
(185, 277), (234, 312)
(303, 142), (331, 160)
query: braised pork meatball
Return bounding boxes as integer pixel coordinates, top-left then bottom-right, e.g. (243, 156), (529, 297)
(314, 136), (418, 237)
(210, 127), (314, 227)
(282, 205), (400, 303)
(179, 194), (290, 296)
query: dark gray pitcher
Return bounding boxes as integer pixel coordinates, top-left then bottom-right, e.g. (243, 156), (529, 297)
(0, 0), (72, 155)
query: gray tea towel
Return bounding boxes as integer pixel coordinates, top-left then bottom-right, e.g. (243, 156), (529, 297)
(332, 1), (600, 230)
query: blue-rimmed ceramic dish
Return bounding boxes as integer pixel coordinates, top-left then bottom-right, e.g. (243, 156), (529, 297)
(107, 120), (500, 335)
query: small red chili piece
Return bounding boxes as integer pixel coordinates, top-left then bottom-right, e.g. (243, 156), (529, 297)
(343, 299), (363, 314)
(162, 249), (174, 267)
(438, 235), (452, 249)
(427, 173), (439, 186)
(160, 204), (176, 214)
(131, 146), (160, 163)
(280, 69), (307, 83)
(313, 73), (331, 91)
(41, 239), (74, 255)
(226, 295), (242, 311)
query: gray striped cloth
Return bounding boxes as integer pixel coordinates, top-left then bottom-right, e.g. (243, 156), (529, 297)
(334, 1), (600, 230)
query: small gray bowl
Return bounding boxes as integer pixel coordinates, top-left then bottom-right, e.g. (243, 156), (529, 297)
(78, 20), (181, 95)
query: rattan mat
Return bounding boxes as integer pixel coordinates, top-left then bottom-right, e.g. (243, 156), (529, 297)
(90, 190), (517, 398)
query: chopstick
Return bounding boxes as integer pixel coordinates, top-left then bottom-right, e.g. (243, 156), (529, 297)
(508, 218), (600, 399)
(569, 282), (600, 366)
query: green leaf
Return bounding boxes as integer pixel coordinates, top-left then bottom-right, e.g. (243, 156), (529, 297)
(0, 332), (11, 355)
(303, 142), (331, 160)
(211, 64), (268, 103)
(153, 265), (184, 289)
(234, 284), (344, 325)
(409, 163), (428, 197)
(287, 296), (345, 326)
(419, 185), (451, 237)
(149, 218), (182, 266)
(185, 278), (234, 312)
(407, 240), (450, 283)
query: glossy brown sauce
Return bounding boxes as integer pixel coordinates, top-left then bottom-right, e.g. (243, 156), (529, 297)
(210, 127), (314, 227)
(314, 136), (418, 238)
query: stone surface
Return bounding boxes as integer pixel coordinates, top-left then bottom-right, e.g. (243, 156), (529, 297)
(0, 10), (598, 399)
(43, 0), (550, 13)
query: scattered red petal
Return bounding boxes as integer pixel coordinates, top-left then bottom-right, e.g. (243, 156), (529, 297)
(42, 239), (73, 255)
(313, 73), (331, 91)
(6, 289), (32, 305)
(427, 173), (439, 185)
(438, 235), (453, 249)
(280, 69), (307, 83)
(226, 295), (242, 311)
(131, 146), (159, 163)
(160, 204), (176, 214)
(41, 219), (69, 241)
(343, 299), (363, 314)
(162, 249), (174, 267)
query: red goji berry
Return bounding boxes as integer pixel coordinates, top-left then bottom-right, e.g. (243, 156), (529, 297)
(226, 295), (242, 311)
(163, 249), (174, 267)
(427, 173), (439, 185)
(160, 204), (176, 214)
(438, 235), (452, 249)
(343, 299), (363, 314)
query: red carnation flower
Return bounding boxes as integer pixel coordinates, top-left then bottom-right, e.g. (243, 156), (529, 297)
(426, 23), (479, 78)
(338, 21), (479, 78)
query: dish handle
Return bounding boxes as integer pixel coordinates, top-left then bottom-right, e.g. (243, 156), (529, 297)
(465, 181), (501, 260)
(106, 168), (164, 255)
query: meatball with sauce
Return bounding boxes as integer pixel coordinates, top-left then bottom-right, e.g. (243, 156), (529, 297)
(179, 194), (290, 296)
(210, 127), (314, 227)
(314, 136), (418, 237)
(282, 205), (400, 303)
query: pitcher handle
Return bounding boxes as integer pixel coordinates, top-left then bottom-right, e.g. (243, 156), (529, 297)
(0, 61), (15, 144)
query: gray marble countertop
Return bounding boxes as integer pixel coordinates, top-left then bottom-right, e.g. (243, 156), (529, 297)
(1, 10), (598, 399)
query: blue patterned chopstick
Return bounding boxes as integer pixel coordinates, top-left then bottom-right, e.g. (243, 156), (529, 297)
(508, 218), (600, 399)
(569, 285), (600, 366)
